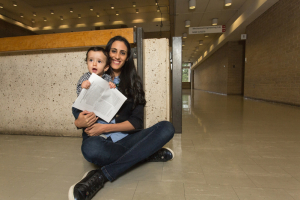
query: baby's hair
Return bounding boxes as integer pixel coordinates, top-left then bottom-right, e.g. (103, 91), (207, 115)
(85, 46), (110, 66)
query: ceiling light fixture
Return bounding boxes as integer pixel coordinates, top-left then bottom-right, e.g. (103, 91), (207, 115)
(32, 19), (35, 23)
(50, 10), (54, 14)
(199, 40), (203, 45)
(60, 16), (63, 20)
(185, 20), (190, 27)
(195, 47), (199, 51)
(155, 0), (159, 5)
(212, 18), (218, 25)
(183, 33), (187, 38)
(157, 7), (160, 12)
(133, 2), (136, 7)
(205, 34), (209, 37)
(96, 12), (99, 17)
(111, 4), (114, 9)
(90, 6), (93, 11)
(182, 41), (185, 46)
(0, 3), (3, 8)
(33, 12), (36, 16)
(70, 8), (73, 13)
(43, 17), (47, 21)
(78, 14), (81, 18)
(189, 0), (196, 9)
(12, 1), (17, 6)
(136, 9), (139, 13)
(116, 11), (119, 15)
(20, 13), (23, 18)
(225, 0), (232, 6)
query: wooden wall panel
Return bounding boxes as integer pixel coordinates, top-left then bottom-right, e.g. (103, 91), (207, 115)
(0, 28), (134, 52)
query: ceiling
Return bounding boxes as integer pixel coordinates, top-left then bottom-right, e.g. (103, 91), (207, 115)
(0, 0), (279, 65)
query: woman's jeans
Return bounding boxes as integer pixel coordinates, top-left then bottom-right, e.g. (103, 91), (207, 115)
(81, 121), (175, 181)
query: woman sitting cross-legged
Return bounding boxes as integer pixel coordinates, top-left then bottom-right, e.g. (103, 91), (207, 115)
(69, 35), (175, 200)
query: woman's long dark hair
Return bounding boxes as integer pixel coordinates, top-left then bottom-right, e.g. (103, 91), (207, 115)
(105, 36), (146, 108)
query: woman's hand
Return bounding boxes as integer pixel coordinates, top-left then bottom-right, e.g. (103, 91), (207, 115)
(75, 110), (98, 128)
(85, 123), (107, 136)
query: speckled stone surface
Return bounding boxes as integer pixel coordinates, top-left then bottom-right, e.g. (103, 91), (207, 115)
(0, 39), (171, 136)
(143, 38), (171, 128)
(0, 49), (87, 137)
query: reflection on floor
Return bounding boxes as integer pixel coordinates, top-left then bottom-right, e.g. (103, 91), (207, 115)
(1, 89), (300, 200)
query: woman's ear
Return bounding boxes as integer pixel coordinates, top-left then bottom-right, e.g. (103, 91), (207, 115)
(104, 65), (109, 72)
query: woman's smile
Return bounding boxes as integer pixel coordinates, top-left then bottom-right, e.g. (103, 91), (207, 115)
(109, 41), (128, 76)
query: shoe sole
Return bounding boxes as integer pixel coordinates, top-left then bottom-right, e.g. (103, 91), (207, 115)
(68, 171), (90, 200)
(162, 147), (175, 161)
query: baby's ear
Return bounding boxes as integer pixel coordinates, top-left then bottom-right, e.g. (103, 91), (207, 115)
(104, 65), (109, 72)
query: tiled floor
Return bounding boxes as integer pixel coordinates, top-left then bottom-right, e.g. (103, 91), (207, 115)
(1, 89), (300, 200)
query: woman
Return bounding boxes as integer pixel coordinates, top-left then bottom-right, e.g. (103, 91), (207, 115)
(69, 36), (175, 200)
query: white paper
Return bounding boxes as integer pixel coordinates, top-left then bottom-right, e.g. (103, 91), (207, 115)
(72, 73), (127, 123)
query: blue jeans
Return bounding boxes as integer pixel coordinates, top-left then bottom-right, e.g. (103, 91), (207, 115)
(81, 121), (175, 181)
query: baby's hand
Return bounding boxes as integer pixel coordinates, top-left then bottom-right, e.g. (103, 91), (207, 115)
(109, 82), (116, 89)
(82, 80), (91, 89)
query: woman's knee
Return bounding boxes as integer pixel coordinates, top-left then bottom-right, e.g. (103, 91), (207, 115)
(81, 137), (103, 163)
(158, 121), (175, 140)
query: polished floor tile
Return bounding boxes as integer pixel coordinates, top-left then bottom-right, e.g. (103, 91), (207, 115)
(1, 89), (300, 199)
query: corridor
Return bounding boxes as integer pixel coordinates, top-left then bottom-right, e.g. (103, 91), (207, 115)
(1, 89), (300, 199)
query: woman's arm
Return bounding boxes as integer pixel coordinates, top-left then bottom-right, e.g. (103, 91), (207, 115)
(85, 121), (135, 136)
(72, 107), (98, 128)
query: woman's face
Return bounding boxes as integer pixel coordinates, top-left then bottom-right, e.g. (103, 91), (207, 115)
(109, 41), (128, 76)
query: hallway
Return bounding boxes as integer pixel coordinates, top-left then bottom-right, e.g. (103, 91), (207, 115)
(1, 89), (300, 199)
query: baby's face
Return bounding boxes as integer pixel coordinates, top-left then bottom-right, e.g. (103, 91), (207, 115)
(87, 50), (108, 76)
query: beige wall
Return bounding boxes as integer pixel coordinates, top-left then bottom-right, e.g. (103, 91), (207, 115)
(193, 41), (244, 95)
(244, 0), (300, 105)
(0, 38), (171, 136)
(143, 38), (171, 128)
(194, 43), (228, 94)
(0, 49), (87, 136)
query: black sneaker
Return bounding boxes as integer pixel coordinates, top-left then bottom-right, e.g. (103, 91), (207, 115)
(146, 147), (175, 162)
(68, 169), (107, 200)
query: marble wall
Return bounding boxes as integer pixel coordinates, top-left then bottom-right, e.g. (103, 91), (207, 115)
(143, 38), (171, 128)
(0, 38), (171, 136)
(0, 49), (87, 136)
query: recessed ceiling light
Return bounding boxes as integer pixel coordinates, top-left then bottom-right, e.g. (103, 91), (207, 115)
(111, 4), (114, 9)
(199, 40), (203, 45)
(50, 10), (54, 14)
(225, 0), (232, 6)
(155, 0), (159, 5)
(78, 14), (81, 18)
(185, 20), (190, 27)
(60, 16), (63, 20)
(183, 33), (187, 38)
(32, 19), (35, 23)
(189, 0), (196, 9)
(136, 9), (139, 13)
(116, 11), (119, 15)
(212, 18), (218, 25)
(0, 3), (3, 8)
(43, 17), (47, 21)
(12, 1), (17, 6)
(96, 12), (99, 17)
(90, 6), (93, 11)
(157, 7), (160, 12)
(20, 13), (23, 17)
(70, 8), (73, 13)
(133, 2), (136, 7)
(33, 12), (36, 16)
(205, 34), (209, 37)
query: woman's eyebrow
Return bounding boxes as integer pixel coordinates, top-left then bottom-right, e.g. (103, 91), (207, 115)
(111, 48), (127, 53)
